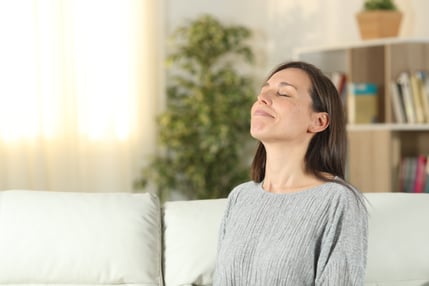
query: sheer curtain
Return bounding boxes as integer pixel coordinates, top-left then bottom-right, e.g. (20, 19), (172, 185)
(0, 0), (162, 192)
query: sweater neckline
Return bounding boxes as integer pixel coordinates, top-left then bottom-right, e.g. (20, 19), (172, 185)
(256, 179), (336, 196)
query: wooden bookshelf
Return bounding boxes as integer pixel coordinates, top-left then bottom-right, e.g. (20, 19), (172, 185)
(295, 38), (429, 193)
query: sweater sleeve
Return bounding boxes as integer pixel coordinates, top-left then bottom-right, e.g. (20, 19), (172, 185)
(213, 185), (242, 284)
(315, 189), (368, 286)
(216, 185), (241, 246)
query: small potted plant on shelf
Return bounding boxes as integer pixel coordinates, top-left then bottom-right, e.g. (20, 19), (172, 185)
(356, 0), (402, 39)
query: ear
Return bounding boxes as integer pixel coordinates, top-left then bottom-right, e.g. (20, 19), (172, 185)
(308, 112), (329, 133)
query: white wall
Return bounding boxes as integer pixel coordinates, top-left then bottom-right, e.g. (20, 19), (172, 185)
(164, 0), (429, 76)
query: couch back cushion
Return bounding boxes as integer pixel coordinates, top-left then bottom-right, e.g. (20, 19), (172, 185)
(364, 192), (429, 286)
(0, 190), (162, 286)
(162, 198), (227, 286)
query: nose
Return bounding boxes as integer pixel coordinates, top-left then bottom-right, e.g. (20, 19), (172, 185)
(257, 91), (272, 105)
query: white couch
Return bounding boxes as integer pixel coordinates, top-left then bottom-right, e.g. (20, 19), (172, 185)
(0, 190), (428, 286)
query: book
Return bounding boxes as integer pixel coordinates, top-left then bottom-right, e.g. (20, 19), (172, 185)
(415, 71), (429, 123)
(398, 157), (408, 192)
(410, 73), (426, 123)
(397, 71), (416, 124)
(407, 157), (418, 193)
(390, 81), (406, 123)
(347, 83), (378, 124)
(425, 155), (429, 193)
(399, 156), (418, 193)
(413, 155), (427, 193)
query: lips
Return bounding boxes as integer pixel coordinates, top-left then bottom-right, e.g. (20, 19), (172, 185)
(253, 109), (274, 118)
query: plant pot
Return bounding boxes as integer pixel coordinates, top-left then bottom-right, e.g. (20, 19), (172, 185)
(356, 11), (402, 39)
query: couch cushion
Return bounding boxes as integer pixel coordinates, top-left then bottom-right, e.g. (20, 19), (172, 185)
(163, 198), (227, 286)
(0, 190), (162, 286)
(364, 192), (429, 286)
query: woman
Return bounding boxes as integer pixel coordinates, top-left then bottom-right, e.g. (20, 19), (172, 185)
(213, 61), (368, 285)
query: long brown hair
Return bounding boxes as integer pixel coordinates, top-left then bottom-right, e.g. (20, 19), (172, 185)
(250, 61), (347, 183)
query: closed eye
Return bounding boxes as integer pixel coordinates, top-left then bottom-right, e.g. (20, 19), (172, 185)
(277, 92), (290, 97)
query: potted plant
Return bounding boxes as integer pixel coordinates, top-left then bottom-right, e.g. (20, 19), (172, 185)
(356, 0), (402, 39)
(136, 14), (256, 201)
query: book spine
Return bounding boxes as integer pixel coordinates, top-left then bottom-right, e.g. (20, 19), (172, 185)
(390, 81), (406, 123)
(401, 157), (417, 193)
(425, 155), (429, 193)
(416, 71), (429, 123)
(397, 72), (416, 124)
(413, 155), (427, 193)
(399, 157), (407, 192)
(410, 74), (425, 123)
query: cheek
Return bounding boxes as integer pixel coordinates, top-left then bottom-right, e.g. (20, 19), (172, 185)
(281, 105), (313, 128)
(291, 101), (313, 116)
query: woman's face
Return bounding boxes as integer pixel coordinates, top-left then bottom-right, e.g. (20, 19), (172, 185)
(250, 67), (320, 145)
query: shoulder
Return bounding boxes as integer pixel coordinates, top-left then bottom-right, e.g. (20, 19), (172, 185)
(224, 180), (259, 206)
(323, 180), (368, 219)
(324, 179), (364, 200)
(220, 181), (258, 223)
(227, 180), (258, 199)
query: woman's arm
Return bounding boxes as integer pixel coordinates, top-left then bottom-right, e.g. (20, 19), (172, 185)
(315, 189), (368, 285)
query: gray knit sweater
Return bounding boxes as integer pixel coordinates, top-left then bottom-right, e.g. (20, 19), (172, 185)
(213, 180), (368, 286)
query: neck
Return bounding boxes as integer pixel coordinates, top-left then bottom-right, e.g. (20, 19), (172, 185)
(261, 142), (323, 194)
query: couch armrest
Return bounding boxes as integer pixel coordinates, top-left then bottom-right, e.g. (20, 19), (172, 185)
(365, 193), (429, 285)
(0, 190), (163, 286)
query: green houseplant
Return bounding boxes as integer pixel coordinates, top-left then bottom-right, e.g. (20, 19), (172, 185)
(356, 0), (402, 39)
(136, 14), (256, 201)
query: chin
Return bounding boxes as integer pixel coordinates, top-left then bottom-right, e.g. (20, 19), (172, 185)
(250, 128), (264, 141)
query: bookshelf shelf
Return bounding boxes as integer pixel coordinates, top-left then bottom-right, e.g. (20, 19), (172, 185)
(293, 37), (429, 58)
(347, 123), (429, 131)
(295, 38), (429, 193)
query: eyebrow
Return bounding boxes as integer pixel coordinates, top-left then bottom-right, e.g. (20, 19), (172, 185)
(279, 81), (298, 90)
(261, 81), (298, 91)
